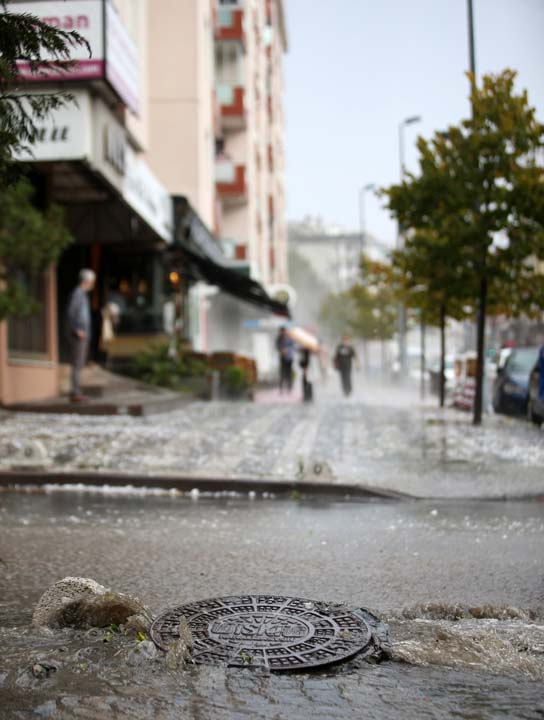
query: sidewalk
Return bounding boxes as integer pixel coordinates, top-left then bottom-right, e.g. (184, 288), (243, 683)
(0, 378), (543, 499)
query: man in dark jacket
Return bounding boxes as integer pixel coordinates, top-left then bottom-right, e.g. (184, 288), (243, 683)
(66, 269), (96, 402)
(334, 335), (360, 397)
(276, 326), (296, 393)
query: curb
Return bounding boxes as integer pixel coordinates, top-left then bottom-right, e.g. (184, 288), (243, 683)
(0, 469), (411, 501)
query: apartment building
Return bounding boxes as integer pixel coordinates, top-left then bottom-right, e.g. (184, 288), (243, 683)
(0, 0), (288, 405)
(215, 0), (288, 283)
(210, 0), (289, 368)
(148, 0), (289, 365)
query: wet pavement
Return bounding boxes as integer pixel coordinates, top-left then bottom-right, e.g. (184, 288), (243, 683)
(2, 382), (544, 718)
(0, 380), (543, 498)
(1, 492), (544, 718)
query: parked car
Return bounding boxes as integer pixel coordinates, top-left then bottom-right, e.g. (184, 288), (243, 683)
(493, 346), (540, 417)
(527, 353), (544, 426)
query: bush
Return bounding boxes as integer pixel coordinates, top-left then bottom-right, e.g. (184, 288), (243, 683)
(133, 343), (207, 390)
(224, 365), (250, 392)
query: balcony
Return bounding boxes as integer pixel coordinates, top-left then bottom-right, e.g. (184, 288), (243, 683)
(267, 95), (273, 122)
(216, 7), (245, 47)
(215, 158), (247, 204)
(216, 84), (246, 130)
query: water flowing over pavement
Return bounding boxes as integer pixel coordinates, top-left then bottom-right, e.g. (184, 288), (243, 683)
(1, 493), (544, 718)
(2, 382), (544, 718)
(1, 380), (543, 498)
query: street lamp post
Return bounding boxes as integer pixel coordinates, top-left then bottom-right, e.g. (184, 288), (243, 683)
(397, 115), (422, 378)
(358, 183), (376, 257)
(467, 0), (476, 78)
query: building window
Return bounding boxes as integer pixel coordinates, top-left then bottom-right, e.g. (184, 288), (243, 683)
(8, 274), (48, 357)
(102, 251), (166, 334)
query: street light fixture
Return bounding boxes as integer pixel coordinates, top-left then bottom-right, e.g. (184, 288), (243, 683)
(399, 115), (422, 180)
(358, 182), (376, 257)
(397, 114), (422, 378)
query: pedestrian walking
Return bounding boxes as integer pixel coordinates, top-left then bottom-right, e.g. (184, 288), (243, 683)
(299, 347), (314, 402)
(66, 269), (96, 402)
(334, 335), (360, 397)
(276, 326), (296, 393)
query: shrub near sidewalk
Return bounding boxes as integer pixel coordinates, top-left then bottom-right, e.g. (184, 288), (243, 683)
(224, 365), (252, 399)
(133, 343), (208, 395)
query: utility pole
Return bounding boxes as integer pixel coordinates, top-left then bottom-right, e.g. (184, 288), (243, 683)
(467, 0), (476, 77)
(398, 115), (422, 378)
(467, 0), (486, 426)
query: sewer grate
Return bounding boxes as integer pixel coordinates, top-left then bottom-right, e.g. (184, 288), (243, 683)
(150, 595), (380, 671)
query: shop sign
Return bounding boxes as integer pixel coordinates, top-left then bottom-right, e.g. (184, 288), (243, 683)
(14, 0), (140, 115)
(14, 91), (91, 162)
(15, 90), (172, 244)
(123, 147), (173, 244)
(104, 124), (126, 176)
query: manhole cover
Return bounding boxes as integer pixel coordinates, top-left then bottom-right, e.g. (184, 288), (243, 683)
(150, 595), (378, 670)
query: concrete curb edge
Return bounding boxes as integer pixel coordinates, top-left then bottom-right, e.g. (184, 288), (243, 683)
(0, 469), (410, 501)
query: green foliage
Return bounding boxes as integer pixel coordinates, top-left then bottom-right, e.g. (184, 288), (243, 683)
(224, 365), (250, 392)
(319, 255), (397, 342)
(383, 70), (544, 422)
(0, 178), (72, 319)
(133, 343), (207, 390)
(391, 229), (469, 326)
(384, 70), (544, 320)
(0, 1), (89, 184)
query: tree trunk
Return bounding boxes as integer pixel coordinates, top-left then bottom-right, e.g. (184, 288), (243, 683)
(473, 275), (488, 425)
(420, 317), (426, 401)
(439, 304), (446, 408)
(362, 339), (369, 376)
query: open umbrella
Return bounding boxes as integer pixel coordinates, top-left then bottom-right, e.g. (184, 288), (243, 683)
(286, 327), (320, 353)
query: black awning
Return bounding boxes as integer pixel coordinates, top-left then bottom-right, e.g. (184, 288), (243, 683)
(173, 196), (290, 318)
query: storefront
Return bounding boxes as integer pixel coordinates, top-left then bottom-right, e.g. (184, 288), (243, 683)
(172, 197), (290, 359)
(0, 89), (174, 405)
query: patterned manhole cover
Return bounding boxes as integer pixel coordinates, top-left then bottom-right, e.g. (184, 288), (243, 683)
(150, 595), (380, 670)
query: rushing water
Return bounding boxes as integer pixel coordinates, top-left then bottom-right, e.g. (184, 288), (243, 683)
(1, 489), (544, 719)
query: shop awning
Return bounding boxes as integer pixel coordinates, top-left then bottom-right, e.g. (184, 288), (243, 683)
(173, 197), (290, 318)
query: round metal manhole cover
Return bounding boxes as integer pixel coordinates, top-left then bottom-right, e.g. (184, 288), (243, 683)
(150, 595), (376, 670)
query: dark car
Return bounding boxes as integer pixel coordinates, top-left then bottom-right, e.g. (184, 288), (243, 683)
(527, 352), (544, 426)
(492, 346), (540, 417)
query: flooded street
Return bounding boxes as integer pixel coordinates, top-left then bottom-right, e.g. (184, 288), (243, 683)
(2, 491), (544, 718)
(2, 0), (544, 716)
(1, 383), (544, 499)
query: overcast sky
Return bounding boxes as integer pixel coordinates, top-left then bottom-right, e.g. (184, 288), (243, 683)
(284, 0), (544, 245)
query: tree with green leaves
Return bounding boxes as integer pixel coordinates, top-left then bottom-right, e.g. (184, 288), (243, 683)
(0, 179), (72, 319)
(320, 255), (397, 372)
(0, 0), (88, 184)
(0, 2), (87, 319)
(391, 230), (470, 406)
(384, 70), (544, 424)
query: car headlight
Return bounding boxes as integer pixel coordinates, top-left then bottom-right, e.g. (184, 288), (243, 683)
(503, 382), (523, 395)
